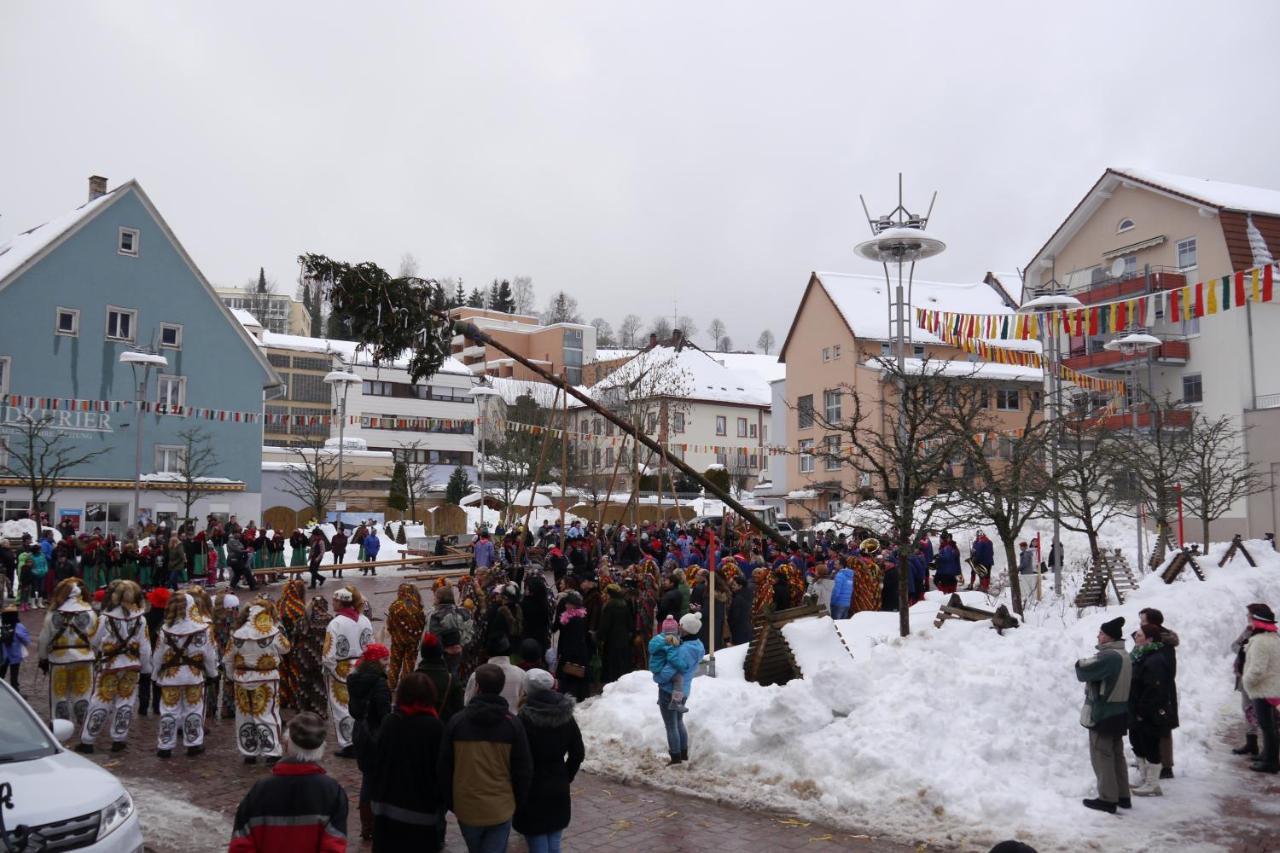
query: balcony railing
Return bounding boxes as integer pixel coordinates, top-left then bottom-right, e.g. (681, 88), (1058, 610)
(1090, 408), (1193, 431)
(1070, 267), (1186, 306)
(1063, 340), (1190, 372)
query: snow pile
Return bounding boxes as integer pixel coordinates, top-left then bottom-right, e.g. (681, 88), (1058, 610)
(578, 539), (1280, 851)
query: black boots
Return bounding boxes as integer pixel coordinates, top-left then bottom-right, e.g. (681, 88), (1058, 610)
(667, 754), (683, 766)
(75, 744), (94, 754)
(1233, 734), (1259, 755)
(1082, 798), (1117, 814)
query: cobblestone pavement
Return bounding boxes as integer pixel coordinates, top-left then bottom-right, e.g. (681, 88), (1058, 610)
(8, 570), (923, 853)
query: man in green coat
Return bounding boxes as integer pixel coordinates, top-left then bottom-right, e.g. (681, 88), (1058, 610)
(1075, 616), (1132, 813)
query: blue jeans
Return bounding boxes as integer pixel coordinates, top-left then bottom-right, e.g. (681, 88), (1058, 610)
(525, 830), (564, 853)
(658, 690), (688, 756)
(829, 603), (850, 620)
(459, 820), (511, 853)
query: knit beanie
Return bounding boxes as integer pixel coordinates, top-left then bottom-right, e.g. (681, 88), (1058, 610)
(661, 616), (679, 636)
(420, 632), (443, 660)
(360, 642), (390, 663)
(526, 668), (555, 693)
(679, 612), (703, 637)
(1100, 616), (1125, 640)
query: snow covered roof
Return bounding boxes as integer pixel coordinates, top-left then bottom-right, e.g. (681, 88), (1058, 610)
(487, 376), (566, 407)
(259, 330), (470, 376)
(0, 188), (120, 284)
(708, 351), (786, 385)
(230, 308), (262, 328)
(813, 272), (1015, 346)
(860, 356), (1043, 382)
(595, 347), (638, 362)
(588, 345), (770, 407)
(986, 271), (1025, 309)
(1112, 167), (1280, 216)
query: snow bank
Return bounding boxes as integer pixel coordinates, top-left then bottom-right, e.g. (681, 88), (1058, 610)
(578, 539), (1280, 851)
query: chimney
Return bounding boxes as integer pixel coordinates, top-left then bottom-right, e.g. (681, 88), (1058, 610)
(671, 328), (683, 349)
(88, 175), (108, 201)
(648, 332), (658, 349)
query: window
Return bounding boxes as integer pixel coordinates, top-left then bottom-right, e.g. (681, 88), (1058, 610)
(562, 328), (584, 385)
(749, 422), (757, 438)
(1176, 238), (1197, 270)
(1182, 373), (1203, 404)
(55, 307), (79, 337)
(605, 447), (614, 467)
(0, 437), (6, 470)
(822, 347), (831, 362)
(117, 227), (139, 257)
(797, 394), (814, 429)
(592, 448), (602, 467)
(105, 307), (136, 342)
(289, 373), (330, 403)
(832, 344), (841, 359)
(823, 389), (842, 422)
(715, 416), (727, 436)
(646, 413), (658, 434)
(737, 417), (748, 437)
(1, 356), (12, 396)
(85, 501), (130, 538)
(362, 380), (394, 397)
(672, 412), (685, 433)
(1120, 255), (1137, 279)
(1117, 218), (1135, 234)
(159, 323), (182, 349)
(913, 344), (926, 357)
(880, 343), (892, 357)
(824, 434), (841, 471)
(579, 449), (589, 468)
(799, 439), (814, 473)
(155, 445), (186, 474)
(157, 374), (186, 409)
(995, 388), (1019, 411)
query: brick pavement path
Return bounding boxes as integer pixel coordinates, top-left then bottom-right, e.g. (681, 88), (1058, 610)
(9, 573), (923, 853)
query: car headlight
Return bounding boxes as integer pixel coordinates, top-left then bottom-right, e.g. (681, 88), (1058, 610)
(97, 791), (134, 841)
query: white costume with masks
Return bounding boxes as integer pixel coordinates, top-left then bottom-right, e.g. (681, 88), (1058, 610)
(150, 596), (218, 752)
(36, 588), (98, 727)
(322, 594), (373, 749)
(80, 601), (151, 746)
(224, 603), (291, 759)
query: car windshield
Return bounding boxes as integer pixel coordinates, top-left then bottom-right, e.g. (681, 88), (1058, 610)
(0, 687), (59, 763)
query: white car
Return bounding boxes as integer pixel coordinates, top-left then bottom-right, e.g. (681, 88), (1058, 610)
(776, 520), (798, 541)
(0, 680), (143, 852)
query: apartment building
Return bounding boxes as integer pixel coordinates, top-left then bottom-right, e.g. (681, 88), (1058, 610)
(448, 306), (596, 385)
(217, 287), (311, 335)
(778, 271), (1042, 521)
(1027, 167), (1280, 538)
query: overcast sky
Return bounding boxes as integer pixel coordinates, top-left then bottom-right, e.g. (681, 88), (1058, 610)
(4, 2), (1280, 352)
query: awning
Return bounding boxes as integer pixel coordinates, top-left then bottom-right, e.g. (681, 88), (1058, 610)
(1102, 234), (1165, 259)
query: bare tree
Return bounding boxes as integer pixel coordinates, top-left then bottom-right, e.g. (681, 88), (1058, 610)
(1051, 410), (1133, 562)
(757, 329), (776, 354)
(0, 413), (108, 521)
(953, 387), (1055, 615)
(485, 389), (560, 523)
(618, 314), (642, 347)
(159, 427), (221, 526)
(649, 317), (673, 342)
(278, 446), (354, 524)
(511, 276), (536, 316)
(707, 319), (727, 351)
(590, 318), (615, 346)
(1179, 414), (1265, 549)
(676, 315), (699, 342)
(801, 358), (987, 636)
(398, 253), (420, 278)
(1113, 392), (1191, 566)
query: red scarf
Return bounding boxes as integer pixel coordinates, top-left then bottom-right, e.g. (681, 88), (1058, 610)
(336, 607), (359, 621)
(397, 703), (439, 717)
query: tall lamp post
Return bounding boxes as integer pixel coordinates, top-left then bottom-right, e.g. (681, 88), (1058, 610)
(469, 384), (501, 532)
(1104, 331), (1161, 571)
(1018, 292), (1082, 596)
(324, 370), (361, 531)
(854, 177), (945, 636)
(120, 350), (169, 532)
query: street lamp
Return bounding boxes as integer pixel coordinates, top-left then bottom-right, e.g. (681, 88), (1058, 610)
(120, 350), (169, 533)
(1018, 291), (1082, 595)
(324, 370), (361, 531)
(1105, 331), (1162, 571)
(469, 385), (502, 532)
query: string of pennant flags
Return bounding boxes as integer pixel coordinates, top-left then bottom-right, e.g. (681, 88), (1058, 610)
(925, 324), (1127, 394)
(916, 262), (1277, 342)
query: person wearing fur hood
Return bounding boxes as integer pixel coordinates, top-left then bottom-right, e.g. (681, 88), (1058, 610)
(37, 577), (98, 729)
(150, 592), (219, 757)
(78, 580), (151, 753)
(225, 597), (292, 764)
(512, 668), (585, 853)
(1242, 602), (1280, 774)
(324, 585), (374, 757)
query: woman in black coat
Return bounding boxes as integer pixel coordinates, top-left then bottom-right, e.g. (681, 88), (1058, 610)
(369, 671), (446, 852)
(555, 591), (592, 702)
(727, 577), (753, 646)
(513, 670), (585, 852)
(521, 574), (552, 654)
(1128, 623), (1177, 796)
(347, 645), (393, 841)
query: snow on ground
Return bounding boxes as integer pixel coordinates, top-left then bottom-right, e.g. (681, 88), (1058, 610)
(579, 536), (1280, 852)
(126, 779), (230, 853)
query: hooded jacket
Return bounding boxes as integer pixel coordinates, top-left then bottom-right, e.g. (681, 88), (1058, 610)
(439, 694), (533, 827)
(1075, 639), (1131, 734)
(512, 689), (585, 836)
(229, 761), (347, 853)
(369, 708), (445, 829)
(1243, 631), (1280, 701)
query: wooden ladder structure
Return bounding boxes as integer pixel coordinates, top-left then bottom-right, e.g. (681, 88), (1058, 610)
(1219, 534), (1257, 568)
(744, 603), (821, 686)
(1161, 546), (1207, 583)
(1075, 549), (1140, 608)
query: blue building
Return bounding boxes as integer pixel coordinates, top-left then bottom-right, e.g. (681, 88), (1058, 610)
(0, 176), (279, 535)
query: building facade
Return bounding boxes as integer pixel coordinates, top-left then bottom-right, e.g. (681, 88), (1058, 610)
(1027, 168), (1280, 539)
(449, 306), (596, 385)
(217, 287), (311, 335)
(0, 177), (278, 533)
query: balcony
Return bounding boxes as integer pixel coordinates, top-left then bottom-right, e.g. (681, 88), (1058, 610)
(1063, 339), (1190, 372)
(1071, 268), (1186, 306)
(1090, 407), (1193, 431)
